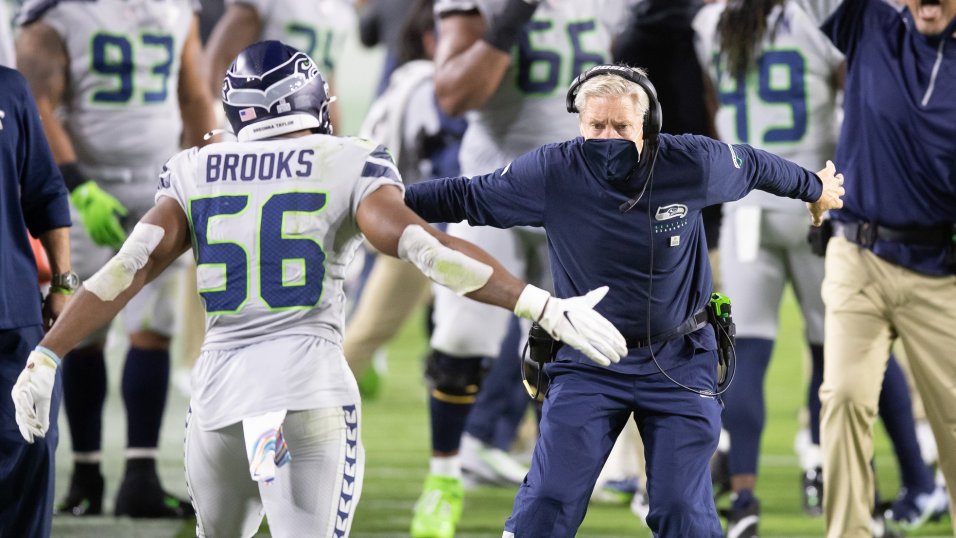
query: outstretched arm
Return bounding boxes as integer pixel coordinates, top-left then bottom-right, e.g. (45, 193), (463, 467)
(13, 197), (191, 443)
(357, 184), (524, 308)
(39, 197), (193, 358)
(808, 160), (845, 226)
(357, 184), (626, 367)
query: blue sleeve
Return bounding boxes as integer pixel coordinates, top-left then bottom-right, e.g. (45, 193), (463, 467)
(698, 136), (822, 206)
(405, 148), (547, 228)
(14, 71), (71, 236)
(821, 0), (874, 60)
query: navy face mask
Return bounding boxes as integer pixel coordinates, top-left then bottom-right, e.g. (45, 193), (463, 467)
(582, 138), (641, 185)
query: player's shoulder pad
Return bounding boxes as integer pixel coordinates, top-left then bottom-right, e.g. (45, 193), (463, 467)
(346, 136), (396, 163)
(17, 0), (88, 25)
(353, 139), (400, 184)
(157, 146), (200, 191)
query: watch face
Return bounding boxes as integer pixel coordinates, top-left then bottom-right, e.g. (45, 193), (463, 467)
(54, 272), (80, 290)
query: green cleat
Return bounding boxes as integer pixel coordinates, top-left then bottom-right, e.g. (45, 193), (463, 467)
(410, 474), (464, 538)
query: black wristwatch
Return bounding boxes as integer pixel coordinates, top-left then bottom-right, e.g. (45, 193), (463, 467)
(50, 271), (80, 295)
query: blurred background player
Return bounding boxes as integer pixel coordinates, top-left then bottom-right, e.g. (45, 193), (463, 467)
(0, 64), (72, 538)
(15, 0), (216, 518)
(204, 0), (357, 133)
(409, 1), (637, 537)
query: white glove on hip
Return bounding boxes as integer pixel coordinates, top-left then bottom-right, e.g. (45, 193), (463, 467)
(514, 285), (627, 367)
(11, 347), (60, 443)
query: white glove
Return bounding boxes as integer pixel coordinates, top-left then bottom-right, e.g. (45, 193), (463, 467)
(514, 285), (627, 367)
(11, 347), (60, 443)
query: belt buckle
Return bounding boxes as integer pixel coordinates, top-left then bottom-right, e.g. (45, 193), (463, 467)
(856, 222), (877, 247)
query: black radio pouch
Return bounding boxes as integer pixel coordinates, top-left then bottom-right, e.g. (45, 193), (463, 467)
(521, 323), (563, 401)
(707, 293), (736, 390)
(807, 219), (834, 257)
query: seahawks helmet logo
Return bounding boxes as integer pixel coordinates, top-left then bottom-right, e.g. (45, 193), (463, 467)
(222, 53), (320, 111)
(655, 204), (688, 221)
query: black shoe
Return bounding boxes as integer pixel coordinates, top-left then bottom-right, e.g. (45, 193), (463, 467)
(801, 467), (823, 517)
(56, 462), (104, 516)
(114, 458), (194, 519)
(724, 498), (759, 538)
(711, 449), (731, 500)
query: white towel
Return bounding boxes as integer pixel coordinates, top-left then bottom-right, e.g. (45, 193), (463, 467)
(242, 410), (292, 484)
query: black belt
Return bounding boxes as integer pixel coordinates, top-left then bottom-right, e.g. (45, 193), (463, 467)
(626, 309), (708, 349)
(833, 221), (952, 248)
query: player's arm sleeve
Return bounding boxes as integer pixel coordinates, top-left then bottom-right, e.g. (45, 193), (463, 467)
(404, 147), (547, 228)
(698, 136), (822, 205)
(13, 71), (71, 236)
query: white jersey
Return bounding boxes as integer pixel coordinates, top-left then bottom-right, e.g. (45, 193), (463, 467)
(434, 0), (634, 175)
(18, 0), (196, 179)
(694, 1), (843, 212)
(156, 133), (402, 351)
(229, 0), (356, 79)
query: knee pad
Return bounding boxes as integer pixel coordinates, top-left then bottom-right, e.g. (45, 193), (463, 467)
(425, 351), (487, 404)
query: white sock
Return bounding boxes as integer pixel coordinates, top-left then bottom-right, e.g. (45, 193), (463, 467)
(430, 455), (462, 479)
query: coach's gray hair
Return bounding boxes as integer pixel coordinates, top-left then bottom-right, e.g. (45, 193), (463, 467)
(574, 69), (650, 120)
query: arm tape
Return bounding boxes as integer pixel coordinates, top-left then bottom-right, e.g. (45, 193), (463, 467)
(83, 223), (165, 301)
(397, 224), (493, 295)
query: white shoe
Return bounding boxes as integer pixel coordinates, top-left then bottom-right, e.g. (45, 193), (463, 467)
(460, 434), (528, 486)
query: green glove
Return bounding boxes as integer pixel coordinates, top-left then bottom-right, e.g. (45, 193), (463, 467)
(69, 180), (128, 249)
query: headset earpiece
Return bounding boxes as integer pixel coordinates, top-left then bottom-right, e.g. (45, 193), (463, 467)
(565, 64), (663, 146)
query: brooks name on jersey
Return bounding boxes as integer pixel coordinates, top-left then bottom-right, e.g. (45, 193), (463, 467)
(206, 149), (315, 182)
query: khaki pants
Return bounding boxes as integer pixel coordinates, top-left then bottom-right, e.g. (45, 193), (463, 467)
(820, 237), (956, 537)
(343, 255), (431, 375)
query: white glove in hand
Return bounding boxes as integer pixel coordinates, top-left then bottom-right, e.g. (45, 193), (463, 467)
(11, 348), (60, 443)
(514, 285), (627, 367)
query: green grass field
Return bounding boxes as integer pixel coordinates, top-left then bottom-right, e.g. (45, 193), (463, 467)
(51, 290), (952, 537)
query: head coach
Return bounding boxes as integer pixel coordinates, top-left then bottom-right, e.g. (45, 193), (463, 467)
(404, 64), (845, 537)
